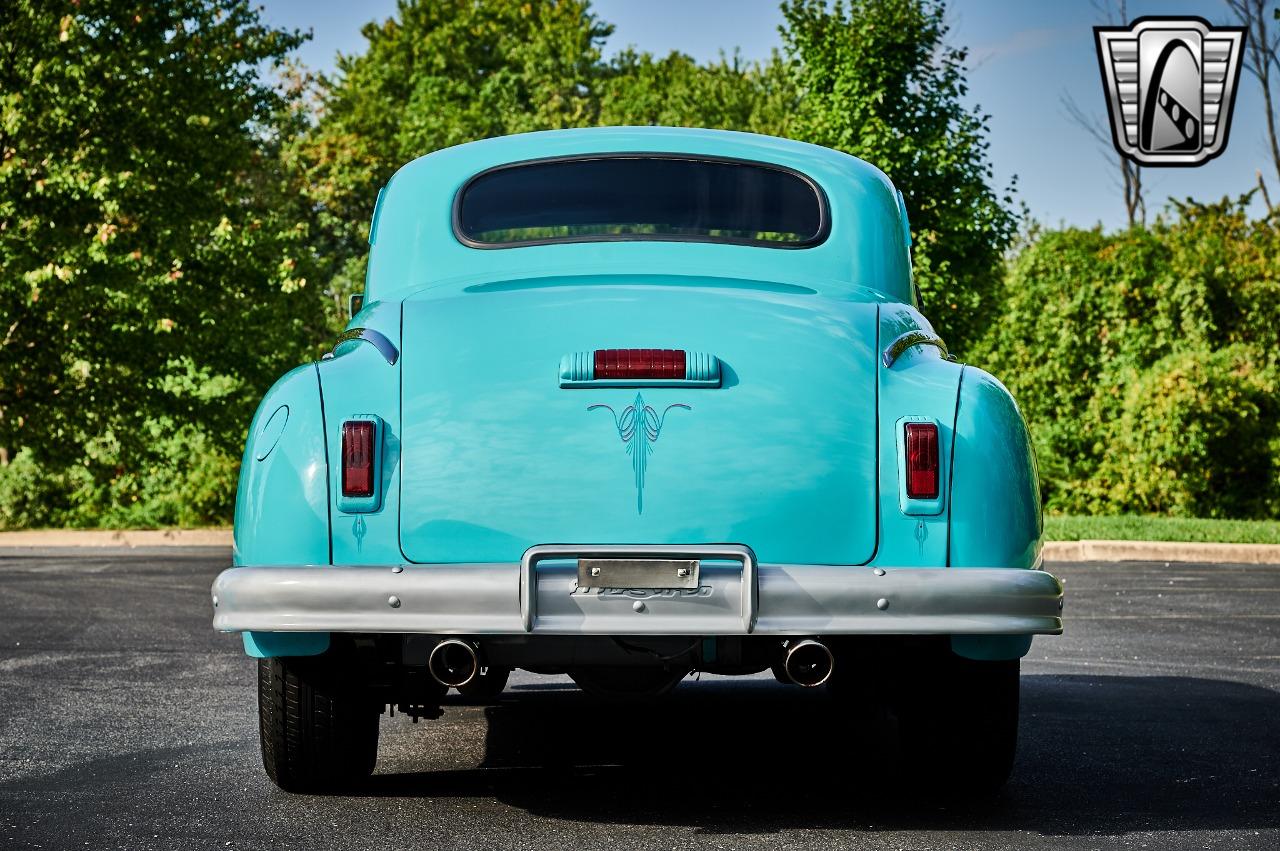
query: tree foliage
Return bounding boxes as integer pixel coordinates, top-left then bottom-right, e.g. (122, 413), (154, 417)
(297, 0), (1015, 349)
(290, 0), (613, 323)
(21, 0), (1215, 528)
(0, 0), (327, 527)
(975, 199), (1280, 518)
(598, 49), (795, 134)
(779, 0), (1017, 351)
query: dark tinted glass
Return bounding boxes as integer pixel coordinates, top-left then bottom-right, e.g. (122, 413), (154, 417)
(456, 156), (826, 247)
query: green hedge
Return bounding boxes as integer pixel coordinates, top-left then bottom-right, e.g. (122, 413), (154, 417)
(2, 1), (1275, 530)
(975, 201), (1280, 519)
(0, 428), (238, 529)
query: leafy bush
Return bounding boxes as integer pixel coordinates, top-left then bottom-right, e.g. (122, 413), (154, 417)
(0, 426), (238, 530)
(1090, 346), (1279, 517)
(0, 449), (69, 530)
(976, 199), (1280, 518)
(3, 0), (1271, 527)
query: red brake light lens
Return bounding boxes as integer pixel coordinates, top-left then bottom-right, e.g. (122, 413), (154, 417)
(341, 421), (375, 498)
(594, 348), (686, 379)
(905, 422), (939, 499)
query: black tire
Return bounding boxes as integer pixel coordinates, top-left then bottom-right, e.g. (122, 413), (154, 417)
(258, 657), (380, 793)
(456, 665), (512, 703)
(895, 655), (1019, 796)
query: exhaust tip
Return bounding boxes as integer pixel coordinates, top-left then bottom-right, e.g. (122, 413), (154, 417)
(784, 639), (834, 688)
(428, 639), (480, 688)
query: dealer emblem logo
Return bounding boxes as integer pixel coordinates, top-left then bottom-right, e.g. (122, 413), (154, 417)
(1094, 17), (1246, 166)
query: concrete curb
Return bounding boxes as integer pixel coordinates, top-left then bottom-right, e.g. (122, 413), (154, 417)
(1042, 539), (1280, 564)
(0, 529), (233, 548)
(0, 530), (1277, 563)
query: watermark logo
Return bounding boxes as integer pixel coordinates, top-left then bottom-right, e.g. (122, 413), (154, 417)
(1094, 17), (1246, 166)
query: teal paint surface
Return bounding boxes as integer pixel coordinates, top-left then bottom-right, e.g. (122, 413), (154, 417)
(243, 631), (330, 658)
(228, 128), (1043, 661)
(951, 635), (1034, 661)
(366, 128), (912, 306)
(319, 299), (406, 566)
(233, 363), (331, 567)
(397, 282), (882, 565)
(947, 365), (1044, 660)
(949, 366), (1044, 570)
(869, 303), (959, 570)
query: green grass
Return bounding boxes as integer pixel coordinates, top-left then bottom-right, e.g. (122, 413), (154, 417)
(1045, 515), (1280, 545)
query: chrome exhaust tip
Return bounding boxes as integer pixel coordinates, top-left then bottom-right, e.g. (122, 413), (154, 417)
(783, 639), (834, 688)
(428, 639), (480, 688)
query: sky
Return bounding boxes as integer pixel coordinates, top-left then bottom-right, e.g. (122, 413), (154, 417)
(259, 0), (1273, 231)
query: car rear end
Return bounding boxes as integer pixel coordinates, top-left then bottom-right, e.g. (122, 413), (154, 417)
(215, 128), (1062, 794)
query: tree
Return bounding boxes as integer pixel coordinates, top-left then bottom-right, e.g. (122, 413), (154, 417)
(292, 0), (612, 323)
(1064, 91), (1146, 229)
(974, 198), (1280, 517)
(1064, 91), (1147, 228)
(778, 0), (1017, 352)
(1224, 0), (1280, 211)
(0, 1), (327, 526)
(598, 49), (795, 135)
(1062, 0), (1146, 229)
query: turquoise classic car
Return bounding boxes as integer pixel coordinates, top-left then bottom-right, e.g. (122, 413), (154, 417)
(212, 127), (1063, 794)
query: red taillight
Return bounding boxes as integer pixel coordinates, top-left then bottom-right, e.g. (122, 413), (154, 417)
(341, 421), (375, 497)
(904, 422), (939, 499)
(594, 348), (686, 379)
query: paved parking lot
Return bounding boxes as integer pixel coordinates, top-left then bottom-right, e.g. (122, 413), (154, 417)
(1, 549), (1277, 850)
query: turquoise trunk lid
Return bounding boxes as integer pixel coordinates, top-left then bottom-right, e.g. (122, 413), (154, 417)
(398, 277), (880, 565)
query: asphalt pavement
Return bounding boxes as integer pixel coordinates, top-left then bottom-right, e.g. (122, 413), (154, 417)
(1, 548), (1277, 850)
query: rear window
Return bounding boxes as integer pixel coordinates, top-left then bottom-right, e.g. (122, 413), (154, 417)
(454, 155), (828, 248)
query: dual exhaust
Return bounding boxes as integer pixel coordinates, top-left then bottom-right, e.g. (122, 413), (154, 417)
(427, 637), (835, 689)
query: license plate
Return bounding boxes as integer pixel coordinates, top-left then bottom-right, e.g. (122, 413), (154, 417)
(576, 558), (700, 589)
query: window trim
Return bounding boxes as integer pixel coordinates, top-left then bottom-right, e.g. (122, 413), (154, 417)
(451, 152), (832, 250)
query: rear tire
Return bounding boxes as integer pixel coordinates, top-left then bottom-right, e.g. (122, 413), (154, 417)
(895, 655), (1019, 797)
(257, 657), (379, 793)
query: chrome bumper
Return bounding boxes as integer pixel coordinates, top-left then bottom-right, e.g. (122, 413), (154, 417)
(212, 544), (1064, 637)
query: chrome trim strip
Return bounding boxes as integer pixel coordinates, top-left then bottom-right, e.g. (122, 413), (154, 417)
(882, 330), (949, 368)
(212, 560), (1062, 637)
(327, 328), (399, 366)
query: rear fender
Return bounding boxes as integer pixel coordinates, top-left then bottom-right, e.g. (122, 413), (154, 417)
(949, 366), (1044, 661)
(234, 364), (331, 566)
(232, 362), (332, 658)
